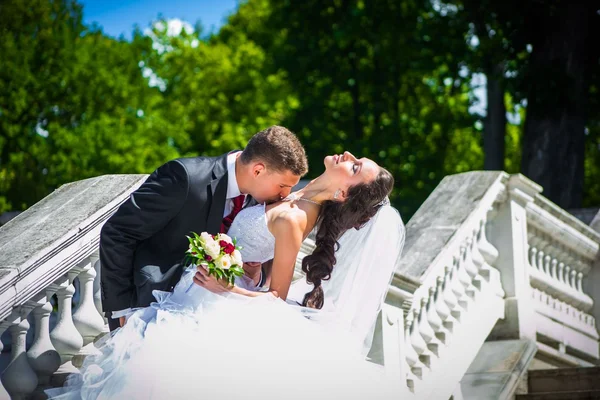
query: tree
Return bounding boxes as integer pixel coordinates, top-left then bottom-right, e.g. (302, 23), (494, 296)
(0, 1), (188, 213)
(226, 0), (479, 218)
(521, 1), (599, 209)
(0, 0), (84, 211)
(140, 16), (298, 157)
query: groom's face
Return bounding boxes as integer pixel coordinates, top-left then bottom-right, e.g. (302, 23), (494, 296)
(248, 166), (300, 204)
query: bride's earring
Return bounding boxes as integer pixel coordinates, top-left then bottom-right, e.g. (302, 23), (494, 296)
(334, 189), (341, 200)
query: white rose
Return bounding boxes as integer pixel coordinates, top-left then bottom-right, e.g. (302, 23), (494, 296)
(200, 232), (213, 245)
(215, 255), (232, 270)
(203, 239), (221, 260)
(231, 249), (243, 266)
(217, 233), (233, 244)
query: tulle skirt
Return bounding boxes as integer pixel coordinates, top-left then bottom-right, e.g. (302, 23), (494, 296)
(46, 268), (397, 400)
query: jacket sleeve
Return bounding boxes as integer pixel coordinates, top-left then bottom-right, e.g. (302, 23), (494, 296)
(99, 160), (189, 312)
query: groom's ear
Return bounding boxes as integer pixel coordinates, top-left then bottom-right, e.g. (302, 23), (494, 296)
(252, 162), (266, 177)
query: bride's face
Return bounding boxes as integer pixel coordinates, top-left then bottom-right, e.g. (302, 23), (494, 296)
(323, 151), (380, 194)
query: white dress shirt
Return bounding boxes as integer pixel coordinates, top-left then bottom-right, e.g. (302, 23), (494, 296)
(223, 151), (246, 217)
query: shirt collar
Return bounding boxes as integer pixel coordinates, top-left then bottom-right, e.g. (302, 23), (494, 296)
(226, 151), (243, 199)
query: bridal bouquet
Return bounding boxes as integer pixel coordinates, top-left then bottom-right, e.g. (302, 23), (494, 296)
(184, 232), (244, 287)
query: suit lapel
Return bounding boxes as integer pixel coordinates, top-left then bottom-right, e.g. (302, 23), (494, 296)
(206, 155), (229, 234)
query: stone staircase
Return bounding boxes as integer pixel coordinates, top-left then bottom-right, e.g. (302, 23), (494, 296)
(516, 367), (600, 399)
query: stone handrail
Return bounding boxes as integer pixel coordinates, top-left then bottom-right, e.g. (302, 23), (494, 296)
(483, 174), (600, 367)
(376, 171), (509, 399)
(522, 178), (600, 363)
(375, 172), (599, 397)
(0, 175), (147, 398)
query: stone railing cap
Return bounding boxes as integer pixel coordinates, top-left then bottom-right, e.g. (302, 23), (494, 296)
(0, 174), (148, 272)
(396, 171), (507, 282)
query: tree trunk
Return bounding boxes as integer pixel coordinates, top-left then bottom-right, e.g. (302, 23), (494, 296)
(521, 1), (592, 209)
(484, 63), (506, 170)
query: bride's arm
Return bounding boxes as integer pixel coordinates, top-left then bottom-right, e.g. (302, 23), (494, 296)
(261, 213), (304, 300)
(196, 213), (305, 299)
(229, 213), (303, 299)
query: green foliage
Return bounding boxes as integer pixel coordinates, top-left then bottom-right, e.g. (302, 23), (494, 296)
(0, 0), (187, 213)
(141, 15), (297, 156)
(1, 0), (598, 220)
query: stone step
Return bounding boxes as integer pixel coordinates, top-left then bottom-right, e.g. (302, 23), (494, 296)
(516, 390), (600, 400)
(528, 367), (600, 393)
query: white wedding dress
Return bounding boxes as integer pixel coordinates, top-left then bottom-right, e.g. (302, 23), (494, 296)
(47, 203), (404, 400)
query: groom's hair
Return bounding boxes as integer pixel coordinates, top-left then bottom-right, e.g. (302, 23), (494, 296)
(240, 126), (308, 176)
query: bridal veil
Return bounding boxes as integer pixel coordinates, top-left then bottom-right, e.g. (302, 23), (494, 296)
(287, 203), (406, 357)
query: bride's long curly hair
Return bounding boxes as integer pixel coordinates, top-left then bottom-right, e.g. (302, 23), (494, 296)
(301, 167), (395, 309)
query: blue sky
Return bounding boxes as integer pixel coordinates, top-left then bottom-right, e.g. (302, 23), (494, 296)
(79, 0), (239, 38)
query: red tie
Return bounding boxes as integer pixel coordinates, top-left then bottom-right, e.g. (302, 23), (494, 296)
(220, 195), (245, 233)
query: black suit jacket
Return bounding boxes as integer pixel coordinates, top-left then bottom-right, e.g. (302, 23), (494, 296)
(99, 154), (231, 312)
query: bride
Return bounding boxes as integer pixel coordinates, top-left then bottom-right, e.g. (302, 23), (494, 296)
(47, 151), (406, 399)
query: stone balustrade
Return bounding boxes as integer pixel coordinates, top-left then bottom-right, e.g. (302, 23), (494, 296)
(523, 192), (600, 364)
(485, 174), (600, 369)
(0, 255), (106, 399)
(378, 171), (509, 399)
(0, 175), (147, 399)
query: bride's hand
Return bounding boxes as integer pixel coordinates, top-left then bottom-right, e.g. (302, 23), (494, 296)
(193, 265), (232, 293)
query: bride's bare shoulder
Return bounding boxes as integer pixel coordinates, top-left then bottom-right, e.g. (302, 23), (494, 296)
(265, 201), (307, 234)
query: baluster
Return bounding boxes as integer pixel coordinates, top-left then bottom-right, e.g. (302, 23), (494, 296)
(464, 238), (480, 279)
(569, 269), (577, 289)
(576, 272), (584, 293)
(404, 310), (419, 367)
(454, 251), (470, 288)
(453, 253), (472, 306)
(550, 259), (558, 281)
(472, 230), (492, 287)
(543, 255), (551, 276)
(463, 238), (482, 295)
(73, 261), (106, 344)
(403, 311), (420, 368)
(50, 279), (84, 362)
(409, 307), (428, 357)
(1, 318), (38, 399)
(427, 287), (443, 332)
(91, 253), (103, 315)
(434, 277), (451, 322)
(27, 301), (61, 385)
(418, 298), (436, 344)
(478, 218), (498, 265)
(563, 266), (572, 288)
(529, 247), (538, 270)
(537, 251), (545, 275)
(528, 234), (540, 268)
(442, 266), (460, 318)
(558, 262), (565, 284)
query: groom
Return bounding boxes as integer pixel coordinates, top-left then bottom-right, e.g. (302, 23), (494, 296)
(100, 126), (308, 331)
